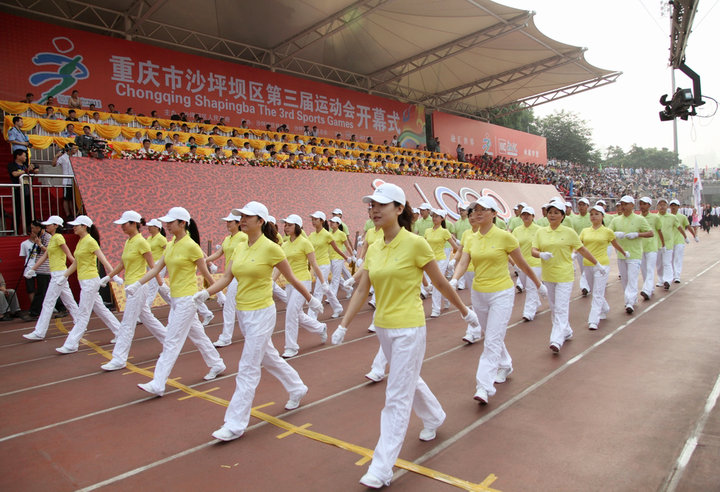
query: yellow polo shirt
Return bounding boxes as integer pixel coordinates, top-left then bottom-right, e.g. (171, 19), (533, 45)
(222, 231), (248, 267)
(47, 233), (69, 272)
(572, 213), (592, 235)
(609, 214), (651, 260)
(122, 233), (151, 284)
(282, 236), (314, 282)
(364, 228), (434, 329)
(641, 213), (661, 253)
(148, 233), (167, 262)
(424, 226), (451, 260)
(512, 223), (541, 268)
(461, 228), (476, 272)
(656, 212), (680, 248)
(579, 226), (615, 266)
(75, 234), (100, 280)
(164, 234), (204, 297)
(365, 227), (384, 247)
(309, 228), (334, 266)
(672, 213), (689, 245)
(467, 227), (519, 292)
(413, 216), (433, 236)
(507, 216), (523, 232)
(532, 225), (583, 283)
(330, 229), (348, 260)
(231, 235), (286, 310)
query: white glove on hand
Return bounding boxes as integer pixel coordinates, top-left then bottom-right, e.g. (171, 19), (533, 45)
(449, 278), (458, 289)
(694, 236), (699, 243)
(125, 282), (141, 296)
(614, 231), (625, 239)
(685, 237), (690, 244)
(208, 263), (218, 274)
(321, 282), (330, 295)
(24, 270), (36, 279)
(193, 289), (210, 305)
(112, 275), (124, 285)
(537, 283), (548, 298)
(426, 284), (433, 294)
(53, 275), (68, 287)
(448, 258), (456, 269)
(158, 284), (170, 297)
(343, 277), (355, 289)
(216, 291), (226, 307)
(307, 296), (323, 312)
(356, 258), (363, 268)
(539, 252), (554, 261)
(99, 275), (111, 287)
(594, 263), (610, 275)
(331, 325), (347, 345)
(462, 307), (479, 328)
(624, 232), (639, 240)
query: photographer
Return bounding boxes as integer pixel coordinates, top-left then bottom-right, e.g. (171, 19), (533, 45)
(7, 149), (38, 231)
(74, 125), (106, 158)
(52, 143), (78, 220)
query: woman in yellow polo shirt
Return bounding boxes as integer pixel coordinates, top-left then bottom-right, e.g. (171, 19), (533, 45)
(205, 212), (248, 347)
(22, 215), (80, 341)
(129, 207), (225, 396)
(328, 216), (354, 303)
(450, 206), (482, 343)
(278, 214), (328, 358)
(55, 215), (121, 354)
(330, 183), (479, 489)
(194, 201), (322, 442)
(450, 197), (545, 404)
(99, 211), (168, 370)
(579, 205), (627, 330)
(424, 209), (459, 317)
(307, 211), (347, 319)
(145, 219), (169, 308)
(532, 200), (602, 353)
(512, 206), (543, 322)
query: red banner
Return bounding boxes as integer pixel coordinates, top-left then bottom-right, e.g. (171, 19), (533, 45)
(0, 12), (426, 147)
(432, 111), (547, 165)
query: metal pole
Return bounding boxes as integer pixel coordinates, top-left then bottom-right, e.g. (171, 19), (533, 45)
(672, 70), (679, 167)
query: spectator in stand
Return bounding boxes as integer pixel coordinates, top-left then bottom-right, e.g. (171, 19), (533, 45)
(61, 123), (78, 139)
(224, 139), (236, 150)
(75, 126), (98, 157)
(138, 139), (154, 156)
(45, 95), (56, 106)
(152, 132), (165, 145)
(130, 131), (143, 144)
(7, 116), (32, 153)
(207, 137), (218, 148)
(44, 106), (60, 120)
(21, 92), (34, 104)
(126, 107), (134, 115)
(8, 149), (38, 229)
(66, 109), (79, 122)
(88, 111), (102, 124)
(107, 103), (118, 113)
(0, 271), (22, 321)
(51, 142), (78, 220)
(213, 147), (226, 161)
(171, 134), (182, 147)
(187, 136), (197, 147)
(87, 103), (96, 111)
(456, 144), (464, 162)
(185, 145), (199, 159)
(162, 143), (177, 158)
(67, 90), (82, 109)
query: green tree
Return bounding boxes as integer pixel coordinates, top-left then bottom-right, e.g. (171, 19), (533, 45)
(602, 145), (679, 169)
(486, 105), (538, 134)
(536, 110), (596, 164)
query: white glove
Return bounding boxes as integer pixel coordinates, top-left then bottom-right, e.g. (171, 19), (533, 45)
(193, 289), (210, 305)
(125, 282), (141, 296)
(593, 263), (610, 275)
(426, 284), (433, 294)
(571, 252), (577, 260)
(208, 263), (218, 274)
(348, 256), (356, 264)
(614, 231), (625, 239)
(343, 277), (355, 289)
(331, 325), (347, 344)
(24, 270), (36, 279)
(216, 291), (226, 307)
(624, 232), (639, 240)
(352, 250), (357, 256)
(356, 258), (363, 268)
(112, 275), (124, 285)
(462, 307), (479, 328)
(158, 284), (170, 297)
(53, 275), (68, 286)
(448, 258), (456, 269)
(684, 237), (690, 244)
(449, 278), (458, 289)
(694, 236), (699, 243)
(537, 283), (548, 298)
(307, 296), (323, 312)
(539, 252), (553, 261)
(321, 282), (330, 295)
(99, 275), (111, 287)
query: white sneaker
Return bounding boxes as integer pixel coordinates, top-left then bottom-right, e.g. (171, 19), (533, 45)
(564, 332), (574, 341)
(549, 342), (560, 353)
(345, 290), (353, 300)
(419, 428), (437, 441)
(137, 382), (163, 397)
(462, 333), (481, 344)
(213, 339), (231, 347)
(285, 387), (308, 410)
(23, 332), (44, 341)
(588, 323), (598, 330)
(494, 367), (513, 384)
(430, 311), (440, 318)
(331, 309), (342, 319)
(367, 323), (376, 333)
(359, 472), (386, 489)
(202, 313), (214, 326)
(212, 426), (243, 441)
(368, 299), (376, 309)
(473, 387), (489, 404)
(282, 348), (298, 358)
(204, 362), (226, 381)
(110, 338), (117, 344)
(365, 371), (385, 383)
(101, 359), (126, 371)
(56, 345), (77, 354)
(320, 324), (328, 344)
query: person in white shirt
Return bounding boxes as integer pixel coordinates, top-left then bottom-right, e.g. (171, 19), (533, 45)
(51, 143), (78, 219)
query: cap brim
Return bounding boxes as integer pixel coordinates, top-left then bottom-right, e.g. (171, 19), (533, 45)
(113, 218), (129, 224)
(362, 194), (393, 204)
(158, 215), (176, 222)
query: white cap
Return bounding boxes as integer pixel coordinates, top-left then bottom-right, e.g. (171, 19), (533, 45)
(41, 215), (64, 226)
(330, 217), (343, 224)
(222, 213), (239, 221)
(159, 206), (191, 223)
(432, 208), (447, 218)
(332, 208), (343, 215)
(310, 210), (327, 220)
(513, 204), (521, 210)
(147, 219), (163, 228)
(657, 197), (668, 204)
(546, 199), (566, 212)
(418, 202), (433, 210)
(591, 205), (606, 215)
(283, 214), (303, 227)
(669, 199), (680, 206)
(267, 215), (276, 225)
(639, 197), (652, 205)
(68, 215), (93, 227)
(596, 199), (607, 206)
(472, 196), (499, 212)
(519, 202), (528, 208)
(565, 201), (573, 208)
(578, 198), (590, 205)
(114, 210), (142, 224)
(458, 202), (470, 210)
(233, 201), (269, 222)
(362, 183), (406, 205)
(412, 207), (420, 214)
(521, 206), (535, 215)
(619, 195), (635, 204)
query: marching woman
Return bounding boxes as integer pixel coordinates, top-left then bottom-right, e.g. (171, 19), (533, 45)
(450, 197), (546, 404)
(532, 199), (602, 353)
(511, 206), (543, 322)
(206, 212), (247, 347)
(145, 219), (170, 308)
(23, 216), (80, 341)
(193, 202), (323, 441)
(328, 216), (354, 303)
(330, 183), (479, 489)
(278, 214), (328, 358)
(99, 211), (168, 370)
(451, 207), (482, 343)
(579, 205), (627, 330)
(129, 207), (225, 396)
(307, 211), (347, 319)
(55, 215), (122, 353)
(424, 209), (459, 317)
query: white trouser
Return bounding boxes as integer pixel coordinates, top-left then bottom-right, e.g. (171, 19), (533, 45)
(368, 326), (446, 484)
(341, 262), (353, 287)
(545, 281), (573, 347)
(583, 266), (609, 325)
(656, 247), (674, 284)
(640, 251), (657, 296)
(147, 296), (223, 393)
(329, 259), (347, 299)
(471, 288), (514, 396)
(197, 298), (213, 320)
(223, 305), (306, 435)
(431, 259), (449, 314)
(284, 280), (325, 351)
(309, 263), (342, 319)
(32, 270), (80, 338)
(576, 253), (590, 292)
(617, 259), (641, 307)
(672, 243), (685, 281)
(62, 277), (121, 350)
(273, 281), (288, 305)
(460, 270), (474, 292)
(145, 267), (169, 308)
(216, 278), (238, 344)
(370, 345), (388, 377)
(518, 266), (542, 320)
(110, 283), (166, 364)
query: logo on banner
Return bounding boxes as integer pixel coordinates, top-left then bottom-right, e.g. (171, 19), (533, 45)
(481, 133), (493, 156)
(28, 37), (89, 103)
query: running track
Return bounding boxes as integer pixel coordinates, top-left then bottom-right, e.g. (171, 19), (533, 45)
(1, 232), (719, 491)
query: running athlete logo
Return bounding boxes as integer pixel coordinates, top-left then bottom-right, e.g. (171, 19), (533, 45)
(28, 37), (89, 104)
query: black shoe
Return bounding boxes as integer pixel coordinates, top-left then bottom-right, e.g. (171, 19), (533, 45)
(54, 310), (68, 319)
(625, 305), (634, 314)
(581, 288), (588, 297)
(0, 313), (13, 322)
(664, 281), (670, 290)
(20, 312), (37, 322)
(673, 279), (681, 284)
(640, 292), (649, 301)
